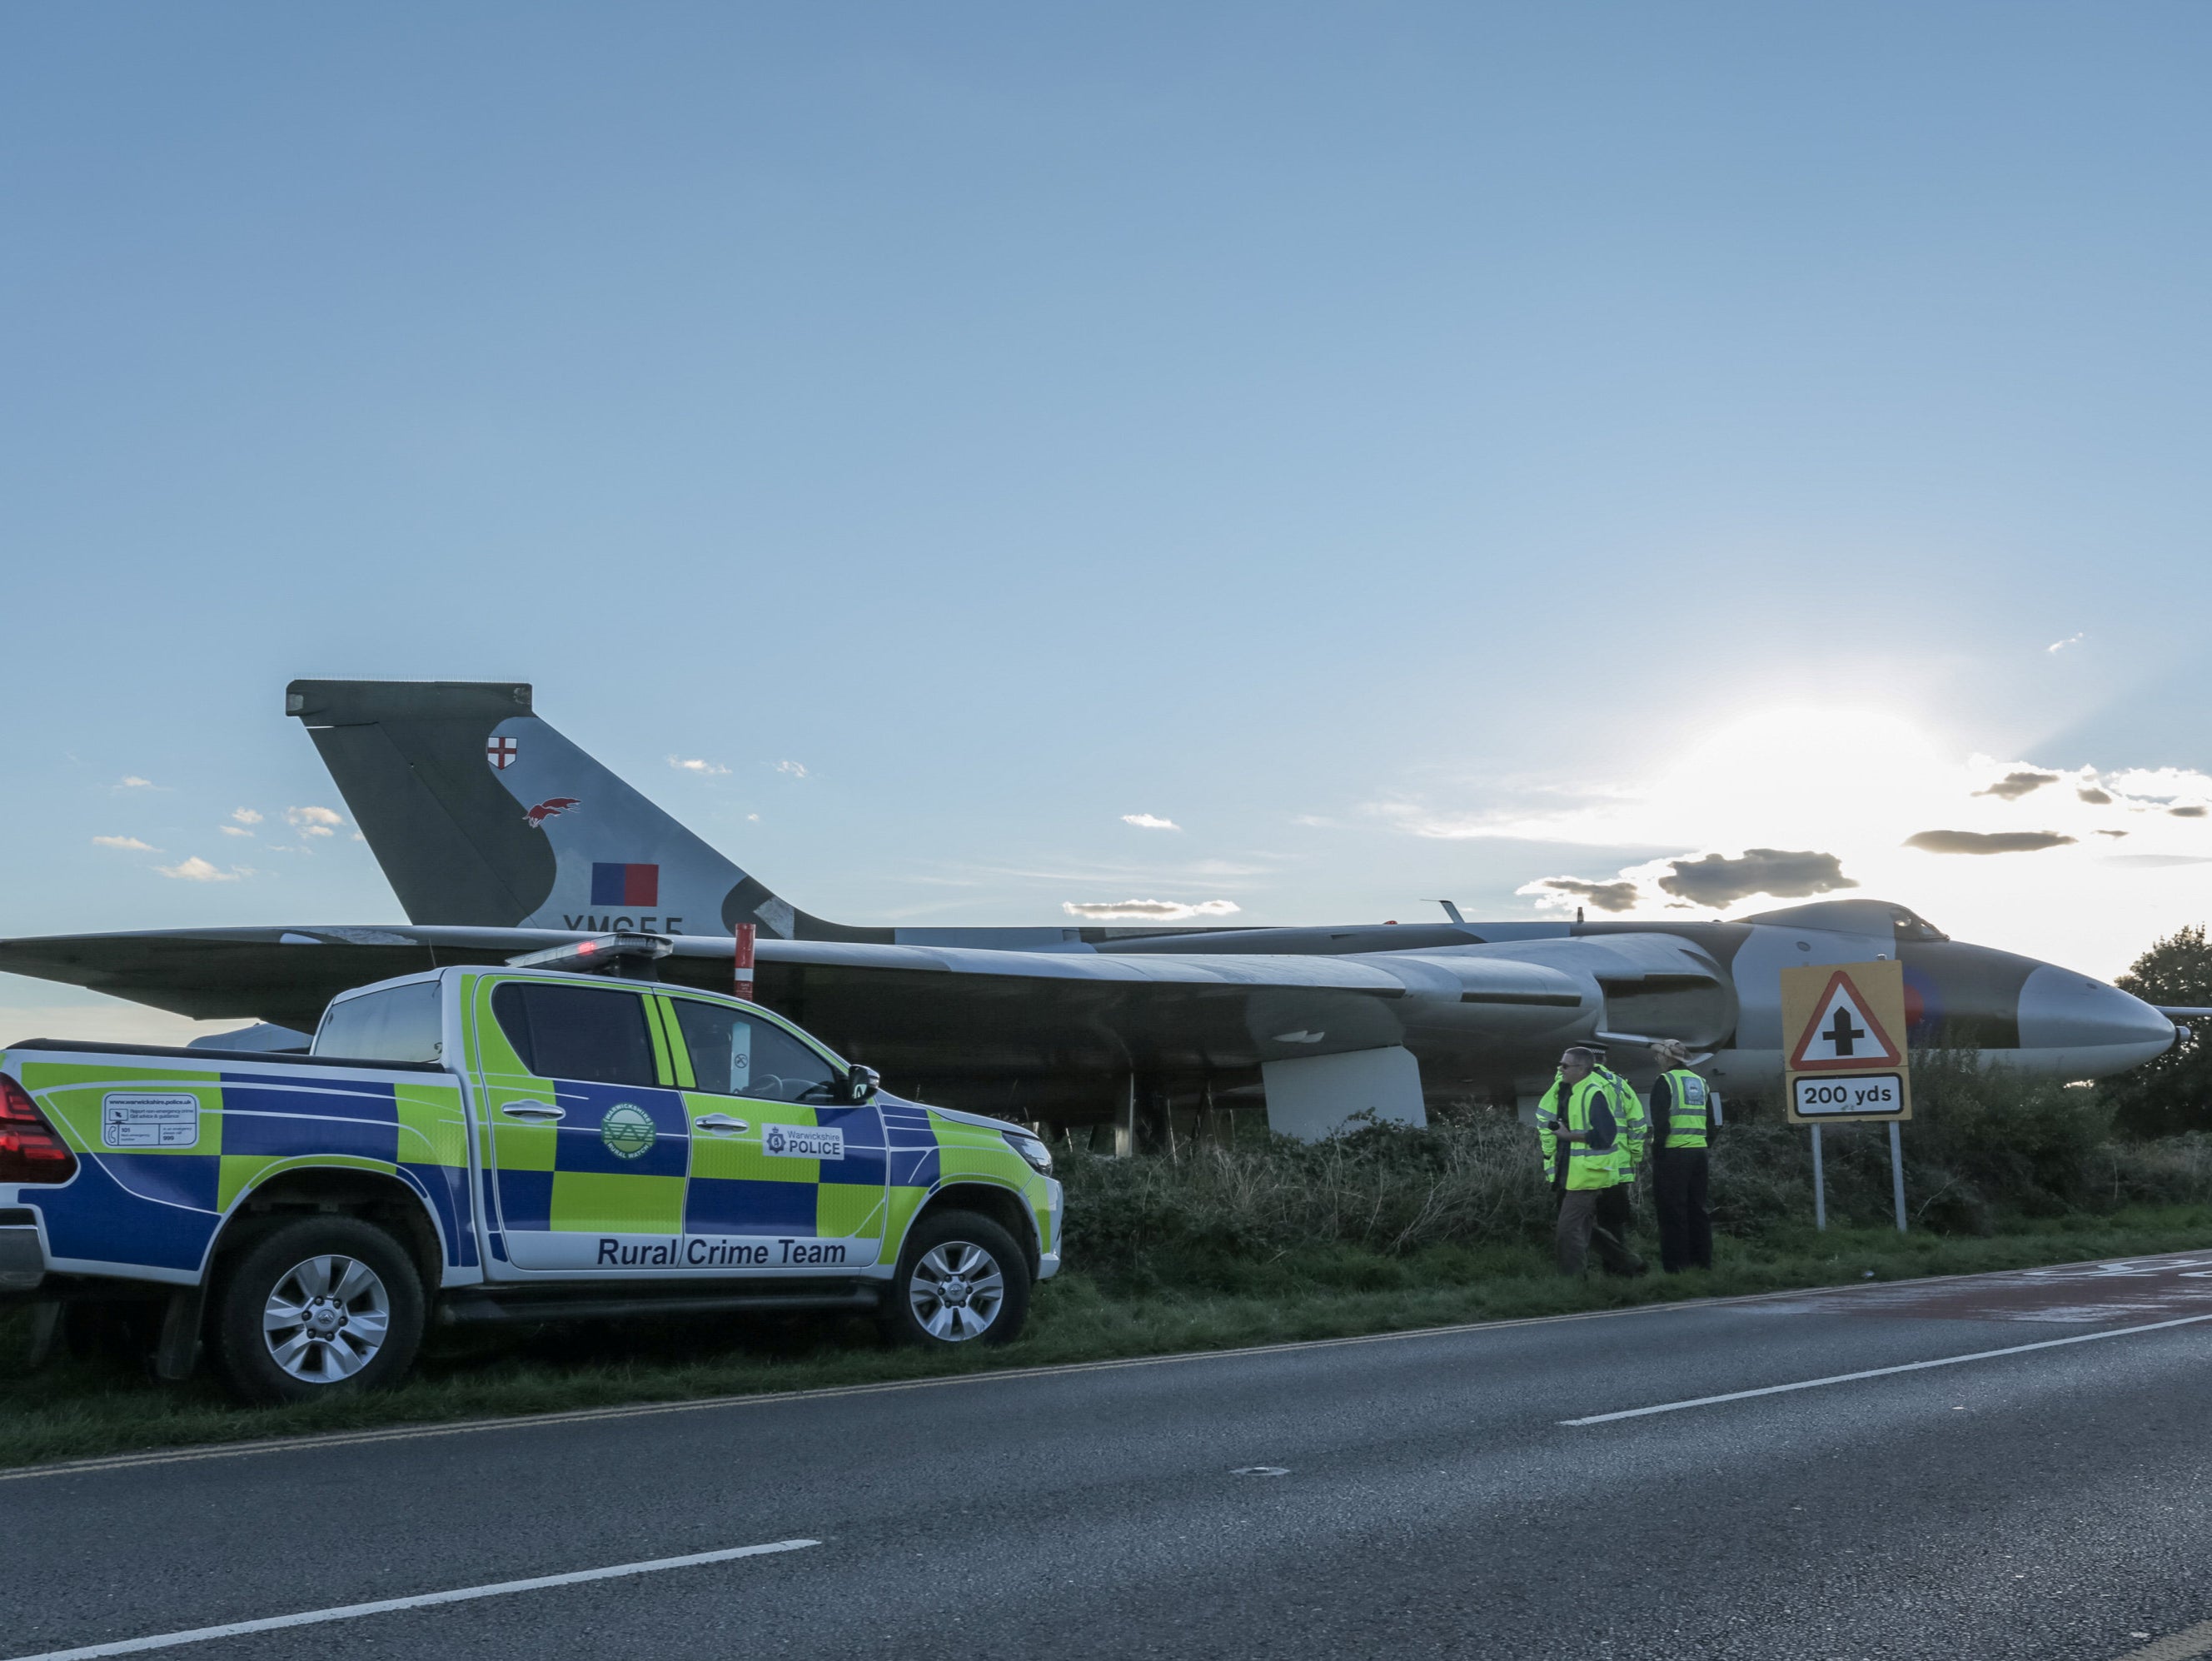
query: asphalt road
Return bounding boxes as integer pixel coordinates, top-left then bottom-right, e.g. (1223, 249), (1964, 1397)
(12, 1253), (2212, 1661)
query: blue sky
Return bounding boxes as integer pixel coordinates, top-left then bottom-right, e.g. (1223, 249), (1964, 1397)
(4, 4), (2210, 1038)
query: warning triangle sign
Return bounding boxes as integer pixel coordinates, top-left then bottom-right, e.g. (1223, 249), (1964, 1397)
(1788, 969), (1906, 1071)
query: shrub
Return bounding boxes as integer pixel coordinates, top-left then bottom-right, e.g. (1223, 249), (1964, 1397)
(1058, 1061), (2212, 1281)
(1059, 1113), (1552, 1289)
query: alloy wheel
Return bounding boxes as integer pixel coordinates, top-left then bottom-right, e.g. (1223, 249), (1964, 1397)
(908, 1240), (1006, 1340)
(261, 1254), (391, 1382)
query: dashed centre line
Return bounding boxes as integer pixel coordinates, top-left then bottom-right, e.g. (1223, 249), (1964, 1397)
(1, 1538), (820, 1661)
(1561, 1313), (2212, 1425)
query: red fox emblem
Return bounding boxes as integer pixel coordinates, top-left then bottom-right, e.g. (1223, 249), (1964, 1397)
(523, 796), (580, 828)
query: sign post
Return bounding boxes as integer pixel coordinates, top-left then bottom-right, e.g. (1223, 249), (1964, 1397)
(1810, 1126), (1826, 1230)
(1781, 959), (1913, 1232)
(1889, 1121), (1907, 1233)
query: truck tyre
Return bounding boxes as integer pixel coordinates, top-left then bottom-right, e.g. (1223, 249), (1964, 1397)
(881, 1209), (1030, 1348)
(211, 1216), (425, 1405)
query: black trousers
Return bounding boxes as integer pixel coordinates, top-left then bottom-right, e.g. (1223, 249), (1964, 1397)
(1653, 1147), (1712, 1271)
(1595, 1180), (1636, 1256)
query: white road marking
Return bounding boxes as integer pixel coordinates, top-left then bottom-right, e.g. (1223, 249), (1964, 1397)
(1, 1298), (1746, 1484)
(1561, 1312), (2212, 1425)
(2, 1538), (820, 1661)
(2114, 1618), (2212, 1660)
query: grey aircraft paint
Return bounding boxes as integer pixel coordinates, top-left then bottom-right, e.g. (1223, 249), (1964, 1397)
(0, 681), (2181, 1129)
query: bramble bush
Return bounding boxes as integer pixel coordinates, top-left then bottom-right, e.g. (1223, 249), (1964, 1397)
(1056, 1052), (2212, 1288)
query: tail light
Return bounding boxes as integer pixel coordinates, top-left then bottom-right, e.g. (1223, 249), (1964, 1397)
(0, 1075), (77, 1184)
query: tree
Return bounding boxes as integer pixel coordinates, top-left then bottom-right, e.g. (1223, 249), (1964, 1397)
(2105, 925), (2212, 1136)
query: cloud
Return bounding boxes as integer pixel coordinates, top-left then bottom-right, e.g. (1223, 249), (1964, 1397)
(117, 775), (157, 790)
(285, 806), (343, 838)
(1652, 848), (1860, 906)
(91, 835), (157, 851)
(1520, 849), (1861, 915)
(2047, 633), (2085, 654)
(745, 812), (760, 822)
(231, 807), (263, 825)
(220, 825), (253, 838)
(1905, 830), (2077, 855)
(2172, 806), (2208, 819)
(155, 855), (243, 881)
(775, 761), (808, 778)
(2078, 787), (2114, 806)
(667, 756), (730, 776)
(1061, 898), (1241, 921)
(2106, 854), (2212, 868)
(1121, 813), (1181, 831)
(1521, 876), (1641, 915)
(1365, 785), (1642, 845)
(2098, 829), (2129, 838)
(1977, 771), (2060, 801)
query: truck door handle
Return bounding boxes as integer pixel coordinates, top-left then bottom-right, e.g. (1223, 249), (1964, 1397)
(695, 1114), (749, 1134)
(500, 1102), (565, 1122)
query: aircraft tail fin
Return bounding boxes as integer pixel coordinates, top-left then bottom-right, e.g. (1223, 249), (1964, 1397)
(286, 680), (864, 940)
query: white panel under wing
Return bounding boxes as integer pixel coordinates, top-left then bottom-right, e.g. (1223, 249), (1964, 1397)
(1262, 1045), (1426, 1142)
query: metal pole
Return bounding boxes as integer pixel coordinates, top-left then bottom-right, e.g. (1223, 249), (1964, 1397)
(1889, 1120), (1907, 1233)
(733, 922), (756, 1001)
(1811, 1125), (1827, 1231)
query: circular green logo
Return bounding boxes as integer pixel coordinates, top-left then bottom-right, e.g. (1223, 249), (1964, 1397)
(600, 1102), (657, 1160)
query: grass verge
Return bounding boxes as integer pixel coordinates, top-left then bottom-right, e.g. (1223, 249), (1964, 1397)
(4, 1204), (2210, 1472)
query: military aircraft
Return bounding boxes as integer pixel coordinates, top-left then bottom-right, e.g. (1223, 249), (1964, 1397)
(0, 680), (2184, 1138)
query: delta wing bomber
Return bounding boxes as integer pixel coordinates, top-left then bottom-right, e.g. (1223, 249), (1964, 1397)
(0, 680), (2184, 1142)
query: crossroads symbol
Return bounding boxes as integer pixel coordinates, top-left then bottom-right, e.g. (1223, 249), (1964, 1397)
(1787, 969), (1905, 1072)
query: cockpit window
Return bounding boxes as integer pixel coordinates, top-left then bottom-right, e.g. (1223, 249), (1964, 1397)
(1891, 908), (1948, 943)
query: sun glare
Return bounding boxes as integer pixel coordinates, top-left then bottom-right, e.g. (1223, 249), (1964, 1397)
(1666, 706), (1955, 850)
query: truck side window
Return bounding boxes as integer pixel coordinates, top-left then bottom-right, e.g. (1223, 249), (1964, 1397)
(669, 1000), (839, 1104)
(313, 980), (444, 1065)
(491, 982), (657, 1085)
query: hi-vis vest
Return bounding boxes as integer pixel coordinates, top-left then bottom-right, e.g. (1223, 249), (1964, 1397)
(1658, 1068), (1711, 1150)
(1537, 1075), (1628, 1191)
(1599, 1068), (1648, 1164)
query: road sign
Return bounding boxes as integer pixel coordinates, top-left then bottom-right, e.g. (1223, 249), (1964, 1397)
(1782, 960), (1913, 1125)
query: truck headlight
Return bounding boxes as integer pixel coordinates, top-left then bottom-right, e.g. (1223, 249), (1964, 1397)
(1003, 1130), (1054, 1175)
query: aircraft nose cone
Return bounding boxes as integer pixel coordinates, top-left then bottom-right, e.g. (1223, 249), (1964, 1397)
(2017, 965), (2178, 1075)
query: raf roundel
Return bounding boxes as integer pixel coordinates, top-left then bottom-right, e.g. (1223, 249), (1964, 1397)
(600, 1102), (657, 1160)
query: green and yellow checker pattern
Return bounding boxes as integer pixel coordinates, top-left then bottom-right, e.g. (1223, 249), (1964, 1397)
(8, 1053), (473, 1275)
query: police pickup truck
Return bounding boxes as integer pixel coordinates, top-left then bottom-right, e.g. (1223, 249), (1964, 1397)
(0, 935), (1062, 1404)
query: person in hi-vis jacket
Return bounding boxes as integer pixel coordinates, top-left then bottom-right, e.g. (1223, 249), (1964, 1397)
(1648, 1039), (1719, 1271)
(1535, 1047), (1644, 1275)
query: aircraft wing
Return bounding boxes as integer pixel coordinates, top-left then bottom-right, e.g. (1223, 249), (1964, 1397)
(0, 924), (1731, 1112)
